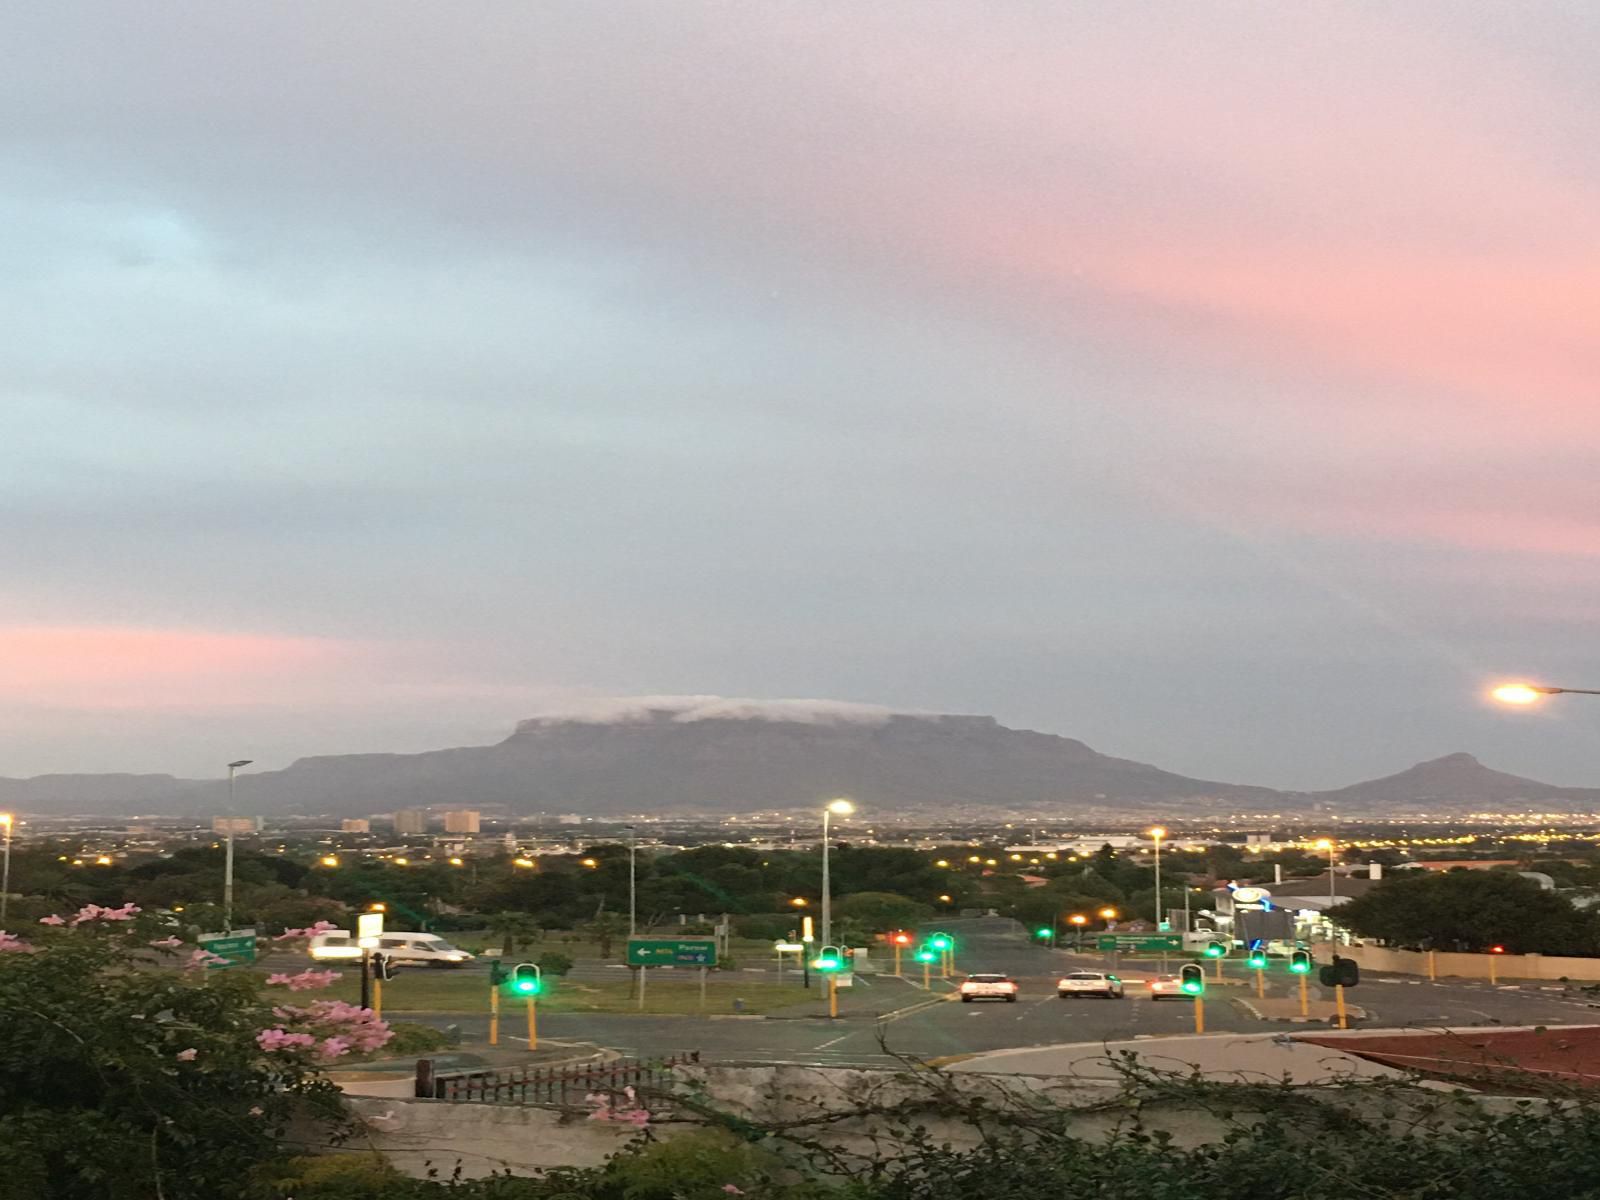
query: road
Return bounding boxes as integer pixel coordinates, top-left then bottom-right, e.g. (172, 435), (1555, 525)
(396, 917), (1600, 1068)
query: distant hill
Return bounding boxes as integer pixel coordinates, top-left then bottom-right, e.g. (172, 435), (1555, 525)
(2, 699), (1597, 817)
(1311, 752), (1600, 807)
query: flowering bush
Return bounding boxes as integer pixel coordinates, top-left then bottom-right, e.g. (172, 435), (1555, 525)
(265, 968), (342, 991)
(0, 931), (33, 953)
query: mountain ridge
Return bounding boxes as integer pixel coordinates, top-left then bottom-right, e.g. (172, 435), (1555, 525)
(1, 701), (1595, 816)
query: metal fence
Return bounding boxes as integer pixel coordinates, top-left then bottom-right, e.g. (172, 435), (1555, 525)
(417, 1052), (700, 1105)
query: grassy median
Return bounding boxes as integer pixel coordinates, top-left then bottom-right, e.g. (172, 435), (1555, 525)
(296, 969), (807, 1015)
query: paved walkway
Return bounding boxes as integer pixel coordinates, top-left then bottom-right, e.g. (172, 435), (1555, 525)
(946, 1032), (1406, 1084)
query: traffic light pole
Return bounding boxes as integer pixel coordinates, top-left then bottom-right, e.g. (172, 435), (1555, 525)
(923, 959), (931, 989)
(1194, 995), (1204, 1034)
(372, 972), (383, 1021)
(1335, 984), (1348, 1029)
(828, 974), (838, 1019)
(893, 941), (901, 977)
(489, 983), (500, 1046)
(1299, 972), (1309, 1018)
(1255, 966), (1265, 999)
(359, 949), (372, 1011)
(526, 994), (538, 1049)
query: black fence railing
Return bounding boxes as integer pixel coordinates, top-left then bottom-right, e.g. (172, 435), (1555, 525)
(417, 1052), (700, 1105)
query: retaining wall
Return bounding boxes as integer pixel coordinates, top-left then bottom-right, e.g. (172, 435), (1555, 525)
(1313, 942), (1600, 982)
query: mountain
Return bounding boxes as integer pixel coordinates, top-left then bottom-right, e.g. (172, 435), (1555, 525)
(3, 701), (1596, 817)
(1311, 752), (1600, 807)
(2, 697), (1281, 817)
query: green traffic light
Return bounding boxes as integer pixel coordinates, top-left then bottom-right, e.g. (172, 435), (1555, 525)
(1035, 927), (1052, 939)
(915, 950), (936, 963)
(1289, 962), (1310, 974)
(1181, 979), (1204, 995)
(929, 934), (952, 950)
(513, 978), (541, 995)
(1247, 952), (1267, 969)
(1203, 942), (1226, 958)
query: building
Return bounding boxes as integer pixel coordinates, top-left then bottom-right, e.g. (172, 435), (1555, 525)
(212, 816), (260, 835)
(393, 809), (428, 835)
(442, 810), (481, 834)
(341, 818), (371, 834)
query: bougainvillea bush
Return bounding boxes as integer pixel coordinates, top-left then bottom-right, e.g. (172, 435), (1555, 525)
(0, 908), (371, 1200)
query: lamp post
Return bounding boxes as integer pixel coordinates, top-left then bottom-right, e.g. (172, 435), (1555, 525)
(223, 759), (252, 932)
(625, 824), (637, 938)
(1069, 913), (1087, 949)
(0, 813), (12, 926)
(1492, 683), (1600, 705)
(1149, 827), (1166, 931)
(1314, 838), (1336, 935)
(821, 799), (854, 947)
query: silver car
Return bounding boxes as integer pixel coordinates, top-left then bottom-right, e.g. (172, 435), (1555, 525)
(1057, 970), (1125, 999)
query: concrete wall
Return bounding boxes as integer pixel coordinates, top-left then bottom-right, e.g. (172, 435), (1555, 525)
(1314, 941), (1600, 982)
(327, 1062), (1518, 1180)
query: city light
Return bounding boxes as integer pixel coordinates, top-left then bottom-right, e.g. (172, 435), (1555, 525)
(513, 857), (536, 868)
(580, 858), (599, 868)
(790, 897), (809, 907)
(393, 857), (409, 866)
(320, 855), (339, 867)
(938, 893), (953, 902)
(827, 798), (855, 816)
(934, 859), (950, 867)
(1098, 907), (1117, 920)
(94, 855), (112, 866)
(449, 857), (464, 866)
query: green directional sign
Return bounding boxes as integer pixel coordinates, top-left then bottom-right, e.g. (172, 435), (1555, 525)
(626, 937), (718, 967)
(198, 930), (257, 968)
(1096, 934), (1183, 953)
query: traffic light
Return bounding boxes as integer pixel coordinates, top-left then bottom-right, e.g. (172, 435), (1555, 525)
(1035, 926), (1053, 940)
(914, 948), (937, 964)
(891, 931), (913, 946)
(372, 952), (394, 981)
(1289, 949), (1312, 975)
(1247, 948), (1268, 969)
(1179, 963), (1205, 995)
(510, 962), (543, 995)
(928, 932), (953, 951)
(1203, 940), (1227, 958)
(813, 945), (844, 972)
(1318, 956), (1359, 988)
(488, 959), (508, 988)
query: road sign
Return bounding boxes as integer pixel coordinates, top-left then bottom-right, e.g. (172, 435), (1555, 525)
(626, 937), (718, 967)
(198, 930), (257, 968)
(1096, 934), (1183, 953)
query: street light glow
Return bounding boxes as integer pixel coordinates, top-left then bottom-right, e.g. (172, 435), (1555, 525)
(1098, 906), (1117, 920)
(320, 855), (339, 867)
(1492, 683), (1544, 705)
(1313, 838), (1334, 851)
(826, 798), (855, 816)
(1148, 826), (1167, 840)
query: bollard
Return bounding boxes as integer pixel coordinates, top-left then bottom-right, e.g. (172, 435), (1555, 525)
(414, 1058), (435, 1099)
(733, 997), (745, 1013)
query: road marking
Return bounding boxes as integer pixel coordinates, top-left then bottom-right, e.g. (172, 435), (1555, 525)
(815, 1033), (853, 1049)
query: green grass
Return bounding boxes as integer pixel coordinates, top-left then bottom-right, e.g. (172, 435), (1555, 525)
(294, 968), (805, 1015)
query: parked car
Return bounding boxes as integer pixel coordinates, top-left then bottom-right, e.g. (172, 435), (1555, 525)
(309, 930), (474, 967)
(959, 973), (1020, 1002)
(1147, 975), (1194, 1000)
(1057, 971), (1124, 999)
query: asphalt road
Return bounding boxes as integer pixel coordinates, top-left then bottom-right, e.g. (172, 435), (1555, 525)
(401, 917), (1600, 1068)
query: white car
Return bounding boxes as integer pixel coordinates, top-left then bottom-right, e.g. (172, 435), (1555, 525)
(959, 973), (1020, 1002)
(309, 930), (474, 967)
(1057, 971), (1125, 999)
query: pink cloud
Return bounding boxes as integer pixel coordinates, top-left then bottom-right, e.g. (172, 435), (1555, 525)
(0, 626), (361, 709)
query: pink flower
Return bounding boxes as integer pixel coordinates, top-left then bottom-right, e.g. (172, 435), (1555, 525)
(148, 936), (183, 949)
(185, 948), (228, 971)
(38, 915), (65, 926)
(255, 1028), (317, 1053)
(175, 1048), (198, 1062)
(248, 1106), (264, 1117)
(71, 902), (141, 926)
(265, 969), (341, 991)
(722, 1187), (746, 1195)
(272, 920), (338, 942)
(318, 1036), (353, 1059)
(0, 932), (33, 954)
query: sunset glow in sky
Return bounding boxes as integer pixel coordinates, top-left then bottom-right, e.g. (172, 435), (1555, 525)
(4, 3), (1600, 784)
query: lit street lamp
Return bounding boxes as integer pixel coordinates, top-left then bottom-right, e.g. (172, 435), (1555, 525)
(821, 798), (854, 947)
(1314, 838), (1337, 930)
(1149, 826), (1166, 931)
(223, 759), (252, 932)
(1492, 682), (1600, 705)
(1069, 913), (1088, 948)
(1098, 906), (1118, 929)
(0, 812), (12, 925)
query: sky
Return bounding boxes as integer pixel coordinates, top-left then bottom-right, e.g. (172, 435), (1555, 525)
(4, 3), (1600, 788)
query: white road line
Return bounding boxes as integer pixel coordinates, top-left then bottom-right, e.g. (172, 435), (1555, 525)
(814, 1033), (852, 1049)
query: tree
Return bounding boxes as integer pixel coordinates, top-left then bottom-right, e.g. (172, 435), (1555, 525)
(488, 911), (543, 955)
(0, 911), (349, 1199)
(1335, 869), (1600, 954)
(586, 912), (629, 958)
(832, 891), (934, 933)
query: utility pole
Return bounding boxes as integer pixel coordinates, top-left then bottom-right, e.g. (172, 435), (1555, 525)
(223, 760), (252, 931)
(625, 824), (637, 937)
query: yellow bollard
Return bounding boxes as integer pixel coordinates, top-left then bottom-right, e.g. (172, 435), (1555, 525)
(372, 974), (383, 1022)
(1194, 995), (1205, 1034)
(1299, 972), (1309, 1018)
(1335, 984), (1348, 1029)
(1427, 949), (1437, 981)
(489, 984), (500, 1047)
(1255, 967), (1265, 999)
(828, 974), (838, 1018)
(1488, 954), (1497, 985)
(526, 996), (537, 1050)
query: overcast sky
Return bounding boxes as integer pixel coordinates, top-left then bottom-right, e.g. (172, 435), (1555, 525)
(5, 3), (1600, 788)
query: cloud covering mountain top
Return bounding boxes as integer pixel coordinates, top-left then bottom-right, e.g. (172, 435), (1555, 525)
(514, 695), (919, 728)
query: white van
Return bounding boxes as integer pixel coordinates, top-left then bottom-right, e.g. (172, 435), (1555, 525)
(308, 930), (474, 967)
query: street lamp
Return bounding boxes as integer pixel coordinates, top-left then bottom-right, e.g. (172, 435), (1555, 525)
(0, 813), (12, 925)
(223, 759), (252, 932)
(1314, 838), (1337, 920)
(1492, 682), (1600, 705)
(1069, 913), (1087, 948)
(625, 824), (638, 938)
(1148, 827), (1166, 931)
(1098, 906), (1118, 928)
(821, 798), (854, 947)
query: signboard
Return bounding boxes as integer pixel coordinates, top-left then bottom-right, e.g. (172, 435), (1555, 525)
(198, 929), (257, 969)
(1096, 934), (1183, 953)
(626, 937), (718, 967)
(357, 911), (384, 949)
